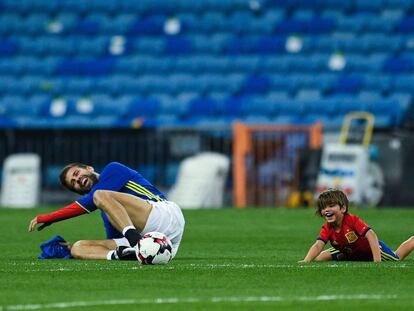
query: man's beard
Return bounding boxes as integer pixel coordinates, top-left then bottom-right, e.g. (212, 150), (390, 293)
(77, 173), (98, 195)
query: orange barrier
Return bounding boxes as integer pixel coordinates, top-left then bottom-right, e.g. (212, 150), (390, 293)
(233, 122), (322, 208)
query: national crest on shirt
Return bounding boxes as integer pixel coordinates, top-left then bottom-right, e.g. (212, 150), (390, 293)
(345, 231), (358, 243)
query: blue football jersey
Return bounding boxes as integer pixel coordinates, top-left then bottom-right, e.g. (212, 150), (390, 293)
(77, 162), (166, 213)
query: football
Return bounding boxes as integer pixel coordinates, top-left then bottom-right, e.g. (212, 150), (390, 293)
(135, 231), (173, 265)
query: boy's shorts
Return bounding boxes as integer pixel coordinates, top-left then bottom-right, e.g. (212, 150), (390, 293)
(328, 240), (399, 261)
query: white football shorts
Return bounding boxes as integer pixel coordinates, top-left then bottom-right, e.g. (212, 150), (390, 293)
(114, 200), (185, 258)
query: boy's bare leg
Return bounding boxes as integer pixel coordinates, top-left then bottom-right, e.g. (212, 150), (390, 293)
(93, 190), (153, 233)
(315, 250), (332, 261)
(71, 240), (117, 260)
(395, 236), (414, 260)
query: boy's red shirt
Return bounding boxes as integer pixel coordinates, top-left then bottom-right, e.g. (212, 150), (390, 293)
(317, 213), (373, 260)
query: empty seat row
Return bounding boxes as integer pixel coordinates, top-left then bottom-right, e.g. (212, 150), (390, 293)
(2, 72), (414, 98)
(0, 92), (410, 129)
(2, 11), (414, 36)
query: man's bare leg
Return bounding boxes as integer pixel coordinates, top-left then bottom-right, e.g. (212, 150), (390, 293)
(93, 190), (152, 232)
(93, 190), (153, 247)
(71, 240), (117, 260)
(395, 236), (414, 260)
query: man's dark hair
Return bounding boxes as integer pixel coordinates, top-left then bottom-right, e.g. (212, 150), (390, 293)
(59, 163), (89, 192)
(316, 188), (349, 216)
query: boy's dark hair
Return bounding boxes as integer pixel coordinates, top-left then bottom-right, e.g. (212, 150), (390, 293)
(59, 163), (88, 192)
(316, 189), (349, 216)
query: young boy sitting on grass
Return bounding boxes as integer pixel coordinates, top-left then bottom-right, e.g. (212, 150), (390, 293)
(301, 189), (413, 263)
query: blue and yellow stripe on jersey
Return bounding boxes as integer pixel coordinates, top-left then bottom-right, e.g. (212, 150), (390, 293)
(125, 180), (164, 202)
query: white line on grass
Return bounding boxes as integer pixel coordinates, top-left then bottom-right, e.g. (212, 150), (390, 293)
(2, 262), (409, 273)
(0, 294), (399, 310)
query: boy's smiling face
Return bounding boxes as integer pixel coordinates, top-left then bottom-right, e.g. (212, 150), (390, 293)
(321, 204), (346, 227)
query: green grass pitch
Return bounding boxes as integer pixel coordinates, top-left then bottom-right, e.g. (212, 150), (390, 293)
(0, 206), (413, 310)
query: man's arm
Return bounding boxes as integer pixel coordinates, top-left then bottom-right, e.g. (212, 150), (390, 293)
(28, 202), (87, 232)
(365, 229), (381, 262)
(300, 240), (326, 263)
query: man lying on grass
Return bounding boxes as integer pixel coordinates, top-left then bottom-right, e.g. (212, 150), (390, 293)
(28, 162), (185, 261)
(301, 189), (413, 263)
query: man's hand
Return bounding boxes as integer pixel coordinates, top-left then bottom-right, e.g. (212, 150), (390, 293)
(28, 217), (51, 232)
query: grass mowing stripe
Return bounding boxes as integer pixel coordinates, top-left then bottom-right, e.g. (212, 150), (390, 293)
(1, 294), (401, 310)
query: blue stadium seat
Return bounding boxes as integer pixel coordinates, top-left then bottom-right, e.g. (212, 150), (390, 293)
(364, 16), (395, 33)
(266, 91), (290, 102)
(201, 74), (234, 93)
(77, 37), (108, 56)
(383, 56), (414, 72)
(107, 14), (135, 34)
(290, 55), (322, 72)
(127, 97), (160, 120)
(304, 17), (335, 34)
(354, 0), (384, 12)
(363, 74), (391, 93)
(270, 74), (297, 93)
(389, 93), (413, 112)
(239, 75), (271, 94)
(362, 34), (401, 52)
(393, 75), (414, 92)
(133, 37), (164, 54)
(336, 15), (367, 33)
(22, 14), (48, 35)
(384, 0), (414, 10)
(65, 78), (94, 95)
(296, 89), (322, 101)
(0, 13), (22, 35)
(0, 76), (21, 95)
(146, 56), (174, 74)
(20, 75), (43, 95)
(52, 12), (79, 34)
(0, 39), (19, 56)
(357, 91), (382, 102)
(170, 74), (205, 94)
(396, 15), (414, 33)
(1, 94), (45, 127)
(216, 96), (243, 118)
(240, 96), (275, 118)
(155, 95), (189, 122)
(302, 98), (336, 126)
(129, 15), (165, 35)
(57, 58), (115, 76)
(199, 12), (225, 32)
(331, 75), (364, 94)
(261, 56), (290, 73)
(226, 11), (257, 34)
(164, 37), (192, 55)
(275, 19), (305, 34)
(0, 57), (24, 75)
(368, 98), (401, 128)
(21, 56), (58, 76)
(330, 95), (369, 115)
(273, 98), (304, 121)
(187, 97), (217, 118)
(89, 0), (119, 14)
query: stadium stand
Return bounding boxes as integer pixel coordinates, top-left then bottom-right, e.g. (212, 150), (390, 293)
(0, 0), (413, 130)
